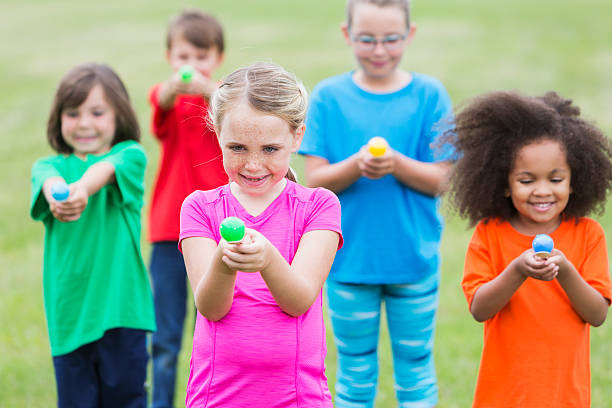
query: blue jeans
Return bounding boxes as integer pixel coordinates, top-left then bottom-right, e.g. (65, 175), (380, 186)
(327, 274), (439, 408)
(150, 242), (188, 408)
(53, 328), (148, 408)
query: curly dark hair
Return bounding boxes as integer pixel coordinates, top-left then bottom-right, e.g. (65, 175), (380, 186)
(441, 90), (612, 226)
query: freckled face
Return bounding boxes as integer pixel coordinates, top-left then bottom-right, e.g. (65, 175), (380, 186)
(218, 101), (303, 196)
(507, 139), (572, 234)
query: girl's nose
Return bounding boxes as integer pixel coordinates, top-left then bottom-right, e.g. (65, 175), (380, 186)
(77, 114), (92, 127)
(244, 155), (262, 171)
(372, 41), (386, 55)
(534, 181), (552, 195)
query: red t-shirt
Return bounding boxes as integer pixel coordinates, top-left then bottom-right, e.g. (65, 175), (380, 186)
(147, 84), (228, 242)
(463, 218), (611, 408)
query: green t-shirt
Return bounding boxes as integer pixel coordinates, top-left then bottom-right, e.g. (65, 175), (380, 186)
(30, 141), (156, 356)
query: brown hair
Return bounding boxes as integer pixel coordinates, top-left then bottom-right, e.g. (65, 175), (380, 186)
(210, 62), (308, 182)
(442, 91), (612, 226)
(47, 62), (140, 154)
(346, 0), (411, 30)
(166, 9), (224, 53)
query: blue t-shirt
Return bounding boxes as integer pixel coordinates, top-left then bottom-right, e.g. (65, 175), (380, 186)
(299, 71), (453, 283)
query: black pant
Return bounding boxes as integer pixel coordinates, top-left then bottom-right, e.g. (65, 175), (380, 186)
(52, 328), (148, 408)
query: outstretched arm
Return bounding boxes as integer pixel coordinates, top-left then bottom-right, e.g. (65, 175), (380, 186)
(221, 228), (340, 316)
(157, 71), (218, 110)
(182, 237), (237, 321)
(43, 161), (115, 222)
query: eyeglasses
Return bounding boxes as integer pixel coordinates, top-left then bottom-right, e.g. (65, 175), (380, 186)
(350, 32), (408, 52)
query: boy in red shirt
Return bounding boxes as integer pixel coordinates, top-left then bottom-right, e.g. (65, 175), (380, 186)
(147, 9), (227, 408)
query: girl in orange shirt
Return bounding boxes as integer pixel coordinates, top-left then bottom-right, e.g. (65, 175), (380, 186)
(442, 91), (612, 407)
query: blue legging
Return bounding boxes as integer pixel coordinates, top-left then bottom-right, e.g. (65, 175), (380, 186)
(327, 273), (439, 408)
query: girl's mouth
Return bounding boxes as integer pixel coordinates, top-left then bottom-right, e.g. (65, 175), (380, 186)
(530, 202), (553, 211)
(241, 174), (268, 184)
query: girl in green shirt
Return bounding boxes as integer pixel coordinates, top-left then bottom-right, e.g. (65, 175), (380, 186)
(31, 63), (155, 408)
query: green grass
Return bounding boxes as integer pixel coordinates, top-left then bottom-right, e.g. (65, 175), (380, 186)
(1, 0), (611, 406)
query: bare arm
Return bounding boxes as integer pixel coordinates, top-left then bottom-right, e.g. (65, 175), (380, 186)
(157, 71), (218, 110)
(551, 250), (609, 326)
(304, 148), (451, 197)
(182, 237), (237, 321)
(261, 230), (339, 316)
(391, 154), (452, 196)
(303, 154), (362, 194)
(470, 249), (560, 322)
(469, 257), (527, 322)
(221, 229), (340, 316)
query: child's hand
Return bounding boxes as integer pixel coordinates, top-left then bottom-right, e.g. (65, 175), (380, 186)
(220, 229), (272, 272)
(543, 249), (569, 278)
(515, 249), (559, 281)
(50, 183), (89, 222)
(172, 71), (217, 99)
(357, 145), (396, 179)
(187, 73), (217, 100)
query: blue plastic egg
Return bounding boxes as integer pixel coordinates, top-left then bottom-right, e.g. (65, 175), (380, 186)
(532, 234), (554, 255)
(51, 181), (70, 202)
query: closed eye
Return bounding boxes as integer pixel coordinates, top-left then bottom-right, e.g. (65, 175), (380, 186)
(382, 34), (403, 45)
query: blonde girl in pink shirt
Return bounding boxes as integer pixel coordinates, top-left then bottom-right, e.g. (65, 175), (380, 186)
(179, 62), (343, 407)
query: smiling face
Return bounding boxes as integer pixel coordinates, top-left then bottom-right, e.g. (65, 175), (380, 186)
(167, 34), (223, 78)
(60, 84), (116, 158)
(507, 139), (572, 234)
(343, 2), (413, 83)
(218, 100), (304, 197)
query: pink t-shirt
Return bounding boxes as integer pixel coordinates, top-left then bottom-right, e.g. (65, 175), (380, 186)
(179, 181), (342, 407)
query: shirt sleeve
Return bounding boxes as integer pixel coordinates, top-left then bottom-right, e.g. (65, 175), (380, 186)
(299, 84), (328, 159)
(102, 141), (146, 209)
(30, 157), (61, 221)
(419, 79), (454, 163)
(179, 191), (215, 251)
(462, 222), (494, 307)
(149, 83), (172, 141)
(304, 187), (343, 249)
(582, 220), (612, 302)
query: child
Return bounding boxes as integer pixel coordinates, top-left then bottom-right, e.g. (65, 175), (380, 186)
(179, 62), (343, 407)
(147, 9), (227, 408)
(30, 62), (156, 407)
(444, 90), (612, 407)
(299, 0), (453, 406)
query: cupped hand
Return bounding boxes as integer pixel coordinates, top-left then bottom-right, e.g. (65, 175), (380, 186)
(220, 228), (271, 272)
(357, 145), (396, 179)
(50, 183), (88, 222)
(516, 249), (559, 281)
(173, 71), (216, 99)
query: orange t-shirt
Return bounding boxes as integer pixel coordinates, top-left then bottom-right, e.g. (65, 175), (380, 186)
(463, 218), (611, 408)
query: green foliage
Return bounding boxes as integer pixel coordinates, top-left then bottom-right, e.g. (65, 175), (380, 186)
(1, 0), (611, 406)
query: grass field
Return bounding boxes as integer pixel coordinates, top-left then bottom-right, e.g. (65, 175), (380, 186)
(1, 0), (611, 406)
